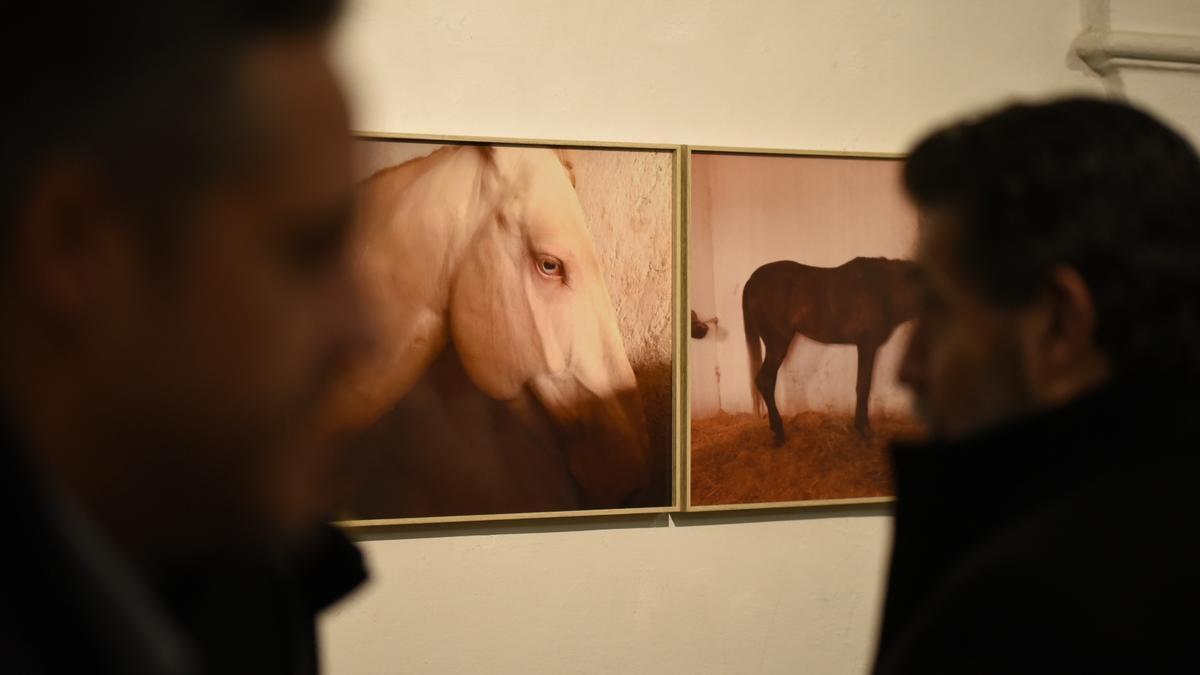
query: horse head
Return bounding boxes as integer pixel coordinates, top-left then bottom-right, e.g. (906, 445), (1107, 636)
(447, 147), (652, 507)
(691, 310), (719, 339)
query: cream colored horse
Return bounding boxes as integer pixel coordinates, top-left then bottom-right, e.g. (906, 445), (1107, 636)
(334, 145), (652, 512)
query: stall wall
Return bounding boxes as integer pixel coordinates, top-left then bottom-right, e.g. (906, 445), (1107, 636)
(688, 154), (917, 420)
(323, 1), (1197, 673)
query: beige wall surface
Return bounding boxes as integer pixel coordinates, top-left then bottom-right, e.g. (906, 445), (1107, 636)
(324, 1), (1198, 673)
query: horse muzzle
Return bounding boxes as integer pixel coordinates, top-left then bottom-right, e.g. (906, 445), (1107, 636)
(524, 375), (652, 508)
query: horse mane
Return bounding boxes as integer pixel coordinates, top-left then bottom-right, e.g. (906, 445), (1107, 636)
(476, 145), (578, 188)
(359, 145), (579, 200)
(358, 145), (463, 187)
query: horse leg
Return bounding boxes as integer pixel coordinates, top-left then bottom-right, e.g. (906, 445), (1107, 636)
(756, 335), (790, 447)
(855, 343), (879, 438)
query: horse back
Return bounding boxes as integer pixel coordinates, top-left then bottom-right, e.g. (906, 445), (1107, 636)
(743, 257), (915, 345)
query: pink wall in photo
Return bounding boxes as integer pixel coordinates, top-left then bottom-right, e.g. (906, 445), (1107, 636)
(690, 152), (918, 419)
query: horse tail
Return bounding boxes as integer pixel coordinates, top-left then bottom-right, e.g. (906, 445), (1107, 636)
(742, 284), (763, 417)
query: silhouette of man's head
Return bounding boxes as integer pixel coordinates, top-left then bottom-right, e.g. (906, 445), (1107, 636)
(0, 1), (374, 564)
(898, 97), (1200, 440)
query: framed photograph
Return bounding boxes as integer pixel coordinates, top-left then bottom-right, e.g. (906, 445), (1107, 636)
(686, 146), (924, 511)
(333, 134), (682, 526)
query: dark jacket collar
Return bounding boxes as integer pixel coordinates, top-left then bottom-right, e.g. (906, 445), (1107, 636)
(0, 415), (199, 674)
(0, 414), (367, 674)
(891, 372), (1196, 517)
(878, 372), (1199, 653)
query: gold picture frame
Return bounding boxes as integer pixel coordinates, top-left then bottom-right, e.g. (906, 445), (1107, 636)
(337, 132), (685, 528)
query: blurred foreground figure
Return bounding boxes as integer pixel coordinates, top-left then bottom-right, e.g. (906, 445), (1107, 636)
(0, 2), (372, 673)
(874, 97), (1200, 673)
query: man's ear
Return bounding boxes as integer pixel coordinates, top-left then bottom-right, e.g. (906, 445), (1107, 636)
(1027, 266), (1109, 398)
(15, 156), (134, 326)
(1044, 266), (1098, 358)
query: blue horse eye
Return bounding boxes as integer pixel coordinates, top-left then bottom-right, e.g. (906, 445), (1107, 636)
(538, 257), (563, 276)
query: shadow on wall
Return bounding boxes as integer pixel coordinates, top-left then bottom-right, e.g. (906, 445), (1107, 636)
(572, 146), (675, 506)
(633, 358), (673, 506)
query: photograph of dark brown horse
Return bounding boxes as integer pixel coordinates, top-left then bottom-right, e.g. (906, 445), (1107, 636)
(743, 257), (918, 446)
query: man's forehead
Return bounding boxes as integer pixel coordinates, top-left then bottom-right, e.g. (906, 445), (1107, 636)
(913, 205), (983, 300)
(915, 204), (960, 247)
(237, 36), (351, 195)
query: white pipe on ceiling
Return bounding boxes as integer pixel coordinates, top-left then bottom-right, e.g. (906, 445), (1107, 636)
(1074, 30), (1200, 74)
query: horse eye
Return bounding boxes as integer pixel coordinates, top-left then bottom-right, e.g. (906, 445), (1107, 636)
(537, 255), (564, 278)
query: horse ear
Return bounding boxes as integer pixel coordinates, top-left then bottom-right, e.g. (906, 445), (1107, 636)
(474, 145), (507, 197)
(555, 149), (577, 187)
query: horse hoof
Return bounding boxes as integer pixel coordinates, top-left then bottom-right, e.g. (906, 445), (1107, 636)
(773, 435), (786, 448)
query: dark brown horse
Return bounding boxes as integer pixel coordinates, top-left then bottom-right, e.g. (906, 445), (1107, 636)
(742, 257), (918, 446)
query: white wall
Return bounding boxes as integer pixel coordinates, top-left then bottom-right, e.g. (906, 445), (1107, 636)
(1100, 0), (1200, 147)
(323, 1), (1198, 673)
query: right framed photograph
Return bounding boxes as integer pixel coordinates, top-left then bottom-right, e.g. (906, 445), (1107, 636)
(686, 146), (924, 511)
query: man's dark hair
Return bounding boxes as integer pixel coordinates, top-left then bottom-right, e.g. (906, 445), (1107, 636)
(904, 97), (1200, 376)
(0, 0), (341, 251)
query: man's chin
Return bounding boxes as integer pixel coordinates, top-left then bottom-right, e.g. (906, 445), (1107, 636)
(201, 495), (334, 559)
(264, 500), (338, 547)
(908, 399), (941, 440)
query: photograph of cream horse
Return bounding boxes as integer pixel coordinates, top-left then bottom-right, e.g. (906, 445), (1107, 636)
(329, 139), (674, 521)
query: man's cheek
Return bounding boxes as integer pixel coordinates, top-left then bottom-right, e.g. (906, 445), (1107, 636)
(251, 290), (338, 433)
(930, 334), (973, 411)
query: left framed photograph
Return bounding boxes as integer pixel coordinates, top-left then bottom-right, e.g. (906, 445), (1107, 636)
(331, 134), (683, 526)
